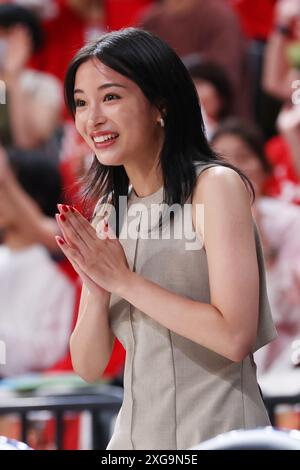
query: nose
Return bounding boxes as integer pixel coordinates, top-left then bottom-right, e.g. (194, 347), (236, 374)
(87, 105), (107, 130)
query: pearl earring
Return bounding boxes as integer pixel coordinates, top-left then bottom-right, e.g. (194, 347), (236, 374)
(159, 117), (165, 128)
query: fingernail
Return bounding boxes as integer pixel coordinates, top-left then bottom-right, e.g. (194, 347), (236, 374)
(70, 206), (75, 213)
(60, 214), (66, 222)
(55, 236), (64, 245)
(62, 205), (69, 212)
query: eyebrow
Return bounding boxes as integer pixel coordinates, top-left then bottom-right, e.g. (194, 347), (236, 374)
(74, 83), (126, 94)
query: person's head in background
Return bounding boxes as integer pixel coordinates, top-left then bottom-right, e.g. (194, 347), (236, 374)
(211, 119), (272, 197)
(0, 150), (62, 248)
(158, 0), (197, 11)
(0, 3), (43, 67)
(186, 60), (233, 140)
(18, 70), (63, 149)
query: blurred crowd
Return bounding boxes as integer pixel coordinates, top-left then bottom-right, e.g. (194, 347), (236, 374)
(1, 0), (300, 445)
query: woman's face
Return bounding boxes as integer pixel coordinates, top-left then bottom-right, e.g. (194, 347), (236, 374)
(74, 58), (163, 167)
(212, 133), (266, 194)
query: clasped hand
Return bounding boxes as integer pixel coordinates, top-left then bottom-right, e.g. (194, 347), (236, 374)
(55, 204), (130, 296)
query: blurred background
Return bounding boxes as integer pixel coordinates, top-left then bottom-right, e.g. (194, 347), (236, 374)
(0, 0), (300, 450)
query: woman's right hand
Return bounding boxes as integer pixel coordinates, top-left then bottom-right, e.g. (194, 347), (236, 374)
(55, 206), (111, 301)
(73, 257), (111, 300)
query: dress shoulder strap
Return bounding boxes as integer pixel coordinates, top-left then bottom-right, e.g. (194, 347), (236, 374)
(193, 161), (220, 178)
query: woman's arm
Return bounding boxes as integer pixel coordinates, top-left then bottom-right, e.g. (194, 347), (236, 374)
(117, 167), (259, 362)
(56, 211), (115, 383)
(70, 284), (114, 383)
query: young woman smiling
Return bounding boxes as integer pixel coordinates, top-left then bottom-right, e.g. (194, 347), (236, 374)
(56, 28), (277, 450)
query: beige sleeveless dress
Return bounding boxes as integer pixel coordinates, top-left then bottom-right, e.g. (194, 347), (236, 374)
(93, 162), (277, 450)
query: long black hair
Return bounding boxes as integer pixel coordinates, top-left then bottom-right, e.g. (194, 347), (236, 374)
(64, 27), (254, 230)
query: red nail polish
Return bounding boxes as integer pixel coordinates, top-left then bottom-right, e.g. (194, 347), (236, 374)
(60, 214), (66, 222)
(58, 238), (65, 245)
(70, 206), (75, 213)
(62, 205), (69, 212)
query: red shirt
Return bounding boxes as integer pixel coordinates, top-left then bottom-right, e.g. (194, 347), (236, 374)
(264, 135), (300, 204)
(29, 0), (85, 83)
(105, 0), (154, 30)
(226, 0), (276, 40)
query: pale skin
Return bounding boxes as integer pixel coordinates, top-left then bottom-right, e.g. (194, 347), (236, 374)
(57, 59), (259, 382)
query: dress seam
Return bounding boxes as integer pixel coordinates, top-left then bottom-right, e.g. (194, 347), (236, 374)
(129, 216), (141, 450)
(169, 331), (178, 450)
(241, 360), (246, 428)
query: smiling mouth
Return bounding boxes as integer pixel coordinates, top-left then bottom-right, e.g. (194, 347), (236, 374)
(92, 133), (119, 144)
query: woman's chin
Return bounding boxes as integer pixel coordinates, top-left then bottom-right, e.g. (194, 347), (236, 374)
(95, 152), (125, 166)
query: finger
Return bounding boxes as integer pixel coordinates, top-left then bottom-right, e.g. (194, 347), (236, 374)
(95, 217), (111, 240)
(55, 236), (85, 266)
(55, 213), (78, 249)
(57, 204), (97, 243)
(98, 214), (117, 240)
(55, 211), (89, 249)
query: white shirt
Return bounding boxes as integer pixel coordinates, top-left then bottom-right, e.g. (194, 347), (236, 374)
(0, 244), (75, 377)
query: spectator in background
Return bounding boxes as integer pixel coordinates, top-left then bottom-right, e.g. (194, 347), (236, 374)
(0, 3), (64, 162)
(0, 3), (43, 146)
(106, 0), (153, 30)
(227, 0), (278, 131)
(0, 1), (125, 382)
(186, 60), (234, 140)
(263, 0), (300, 100)
(212, 119), (300, 380)
(262, 0), (300, 203)
(0, 147), (75, 378)
(0, 10), (67, 248)
(7, 69), (63, 160)
(27, 0), (106, 86)
(227, 0), (276, 41)
(139, 0), (251, 117)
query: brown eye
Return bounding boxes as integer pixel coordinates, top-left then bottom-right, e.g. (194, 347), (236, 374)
(75, 99), (86, 107)
(104, 94), (120, 102)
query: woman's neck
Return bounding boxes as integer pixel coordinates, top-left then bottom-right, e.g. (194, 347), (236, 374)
(124, 160), (163, 198)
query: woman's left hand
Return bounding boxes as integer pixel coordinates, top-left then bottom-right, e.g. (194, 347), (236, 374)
(55, 205), (130, 295)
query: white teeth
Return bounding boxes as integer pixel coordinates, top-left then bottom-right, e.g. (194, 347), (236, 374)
(93, 133), (118, 143)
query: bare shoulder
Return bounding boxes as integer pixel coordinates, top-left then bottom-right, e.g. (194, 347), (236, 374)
(192, 166), (253, 242)
(194, 165), (249, 199)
